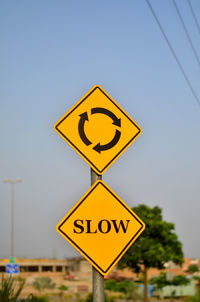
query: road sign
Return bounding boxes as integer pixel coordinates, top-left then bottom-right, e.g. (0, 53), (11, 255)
(6, 263), (19, 274)
(56, 180), (145, 275)
(54, 85), (141, 175)
(9, 257), (15, 263)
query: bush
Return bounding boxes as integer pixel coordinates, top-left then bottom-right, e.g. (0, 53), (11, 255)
(0, 274), (25, 302)
(32, 277), (55, 292)
(58, 285), (68, 291)
(187, 288), (200, 302)
(187, 265), (199, 274)
(105, 279), (135, 293)
(116, 280), (135, 294)
(85, 292), (115, 302)
(104, 279), (118, 292)
(27, 296), (49, 302)
(0, 275), (49, 302)
(105, 278), (142, 300)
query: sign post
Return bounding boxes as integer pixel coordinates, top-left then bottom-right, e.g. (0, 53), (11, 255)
(91, 168), (104, 302)
(54, 85), (145, 302)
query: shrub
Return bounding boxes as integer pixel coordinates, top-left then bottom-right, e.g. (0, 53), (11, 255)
(105, 278), (142, 300)
(187, 265), (199, 274)
(85, 292), (115, 302)
(187, 288), (200, 302)
(104, 279), (118, 292)
(58, 285), (68, 291)
(27, 296), (49, 302)
(0, 274), (25, 302)
(32, 277), (55, 292)
(105, 279), (135, 293)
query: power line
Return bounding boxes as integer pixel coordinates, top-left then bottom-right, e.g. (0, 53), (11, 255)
(172, 0), (200, 68)
(145, 0), (200, 107)
(187, 0), (200, 37)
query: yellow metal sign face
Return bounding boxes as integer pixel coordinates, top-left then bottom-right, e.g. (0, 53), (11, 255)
(56, 181), (145, 275)
(54, 85), (141, 174)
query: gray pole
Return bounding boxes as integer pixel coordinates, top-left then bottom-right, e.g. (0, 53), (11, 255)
(11, 182), (15, 258)
(3, 178), (21, 259)
(91, 168), (104, 302)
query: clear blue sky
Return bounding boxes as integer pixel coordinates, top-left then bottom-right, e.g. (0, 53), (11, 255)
(0, 0), (200, 260)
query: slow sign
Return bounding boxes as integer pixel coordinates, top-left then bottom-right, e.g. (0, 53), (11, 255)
(56, 181), (145, 275)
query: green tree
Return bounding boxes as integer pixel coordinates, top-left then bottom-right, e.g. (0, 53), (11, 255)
(187, 265), (199, 274)
(193, 275), (200, 296)
(172, 275), (190, 298)
(194, 276), (200, 287)
(150, 272), (169, 299)
(172, 275), (190, 286)
(150, 274), (190, 299)
(118, 205), (184, 302)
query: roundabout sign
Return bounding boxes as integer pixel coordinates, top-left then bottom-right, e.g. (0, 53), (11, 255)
(54, 85), (141, 174)
(78, 107), (121, 152)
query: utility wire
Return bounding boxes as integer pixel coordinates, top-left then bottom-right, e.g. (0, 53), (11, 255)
(172, 0), (200, 68)
(145, 0), (200, 107)
(187, 0), (200, 37)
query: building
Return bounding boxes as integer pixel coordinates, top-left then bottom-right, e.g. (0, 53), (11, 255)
(0, 257), (87, 274)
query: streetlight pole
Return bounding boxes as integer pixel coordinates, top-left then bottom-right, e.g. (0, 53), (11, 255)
(3, 178), (22, 258)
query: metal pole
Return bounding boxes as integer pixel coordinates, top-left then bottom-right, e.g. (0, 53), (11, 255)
(11, 182), (15, 258)
(91, 168), (104, 302)
(3, 178), (21, 258)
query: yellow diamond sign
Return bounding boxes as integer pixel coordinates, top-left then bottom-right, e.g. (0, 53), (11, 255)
(54, 85), (141, 175)
(56, 181), (145, 275)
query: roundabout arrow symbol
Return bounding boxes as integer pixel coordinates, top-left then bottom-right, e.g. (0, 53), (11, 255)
(78, 108), (121, 151)
(93, 130), (121, 153)
(91, 107), (121, 127)
(78, 112), (92, 146)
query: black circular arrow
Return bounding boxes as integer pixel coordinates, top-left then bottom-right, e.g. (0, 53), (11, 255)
(93, 130), (121, 153)
(91, 107), (121, 127)
(78, 112), (92, 146)
(78, 107), (121, 152)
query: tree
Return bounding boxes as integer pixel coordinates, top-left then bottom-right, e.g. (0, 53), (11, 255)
(150, 272), (169, 299)
(172, 275), (190, 297)
(172, 275), (190, 286)
(118, 205), (184, 302)
(187, 265), (199, 274)
(150, 274), (190, 299)
(193, 276), (200, 293)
